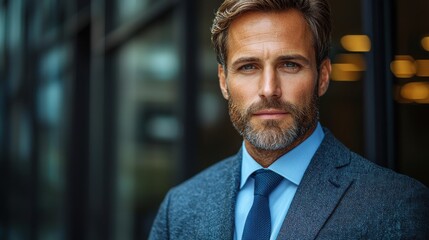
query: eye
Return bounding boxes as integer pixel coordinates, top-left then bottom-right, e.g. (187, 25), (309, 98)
(238, 64), (257, 72)
(284, 62), (298, 68)
(280, 62), (302, 73)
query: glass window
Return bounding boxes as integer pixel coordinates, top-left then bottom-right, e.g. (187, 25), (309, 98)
(7, 104), (33, 240)
(114, 0), (160, 27)
(37, 0), (68, 43)
(36, 44), (71, 240)
(0, 5), (5, 68)
(0, 5), (5, 148)
(321, 0), (365, 155)
(196, 0), (242, 171)
(7, 0), (24, 94)
(394, 0), (429, 186)
(114, 13), (181, 239)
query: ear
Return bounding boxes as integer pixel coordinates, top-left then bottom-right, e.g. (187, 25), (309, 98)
(218, 64), (229, 100)
(318, 58), (331, 97)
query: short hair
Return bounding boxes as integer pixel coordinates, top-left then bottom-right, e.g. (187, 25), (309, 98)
(211, 0), (331, 68)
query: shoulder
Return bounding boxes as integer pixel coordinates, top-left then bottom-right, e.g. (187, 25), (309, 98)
(324, 130), (429, 198)
(149, 153), (241, 239)
(319, 130), (429, 237)
(348, 151), (429, 217)
(170, 154), (240, 197)
(347, 153), (429, 236)
(160, 152), (242, 216)
(321, 129), (427, 192)
(319, 129), (428, 213)
(348, 151), (427, 193)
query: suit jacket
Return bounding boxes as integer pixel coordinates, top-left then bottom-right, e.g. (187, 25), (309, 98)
(149, 130), (429, 239)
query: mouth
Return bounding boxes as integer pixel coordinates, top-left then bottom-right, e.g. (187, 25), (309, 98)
(252, 109), (290, 120)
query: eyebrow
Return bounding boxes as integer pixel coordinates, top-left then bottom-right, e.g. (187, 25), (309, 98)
(230, 54), (311, 69)
(276, 54), (311, 65)
(230, 57), (259, 70)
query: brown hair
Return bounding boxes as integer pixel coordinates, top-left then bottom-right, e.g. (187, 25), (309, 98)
(211, 0), (331, 69)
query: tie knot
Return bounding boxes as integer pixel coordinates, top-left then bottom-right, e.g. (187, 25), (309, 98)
(253, 169), (283, 197)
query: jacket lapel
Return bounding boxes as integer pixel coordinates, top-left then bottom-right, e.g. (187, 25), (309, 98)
(203, 150), (242, 239)
(277, 132), (354, 240)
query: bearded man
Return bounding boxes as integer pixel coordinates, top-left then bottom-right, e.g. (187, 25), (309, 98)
(150, 0), (429, 239)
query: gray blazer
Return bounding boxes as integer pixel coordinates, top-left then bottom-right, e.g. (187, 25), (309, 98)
(149, 130), (429, 239)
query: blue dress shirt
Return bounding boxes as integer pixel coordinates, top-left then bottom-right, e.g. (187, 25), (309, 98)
(234, 123), (325, 240)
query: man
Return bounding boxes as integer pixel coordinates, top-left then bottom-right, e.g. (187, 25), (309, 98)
(150, 0), (429, 239)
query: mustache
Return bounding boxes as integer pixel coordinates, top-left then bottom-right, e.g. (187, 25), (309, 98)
(246, 98), (299, 116)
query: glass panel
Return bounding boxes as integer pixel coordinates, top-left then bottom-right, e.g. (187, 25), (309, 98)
(0, 5), (5, 68)
(394, 0), (429, 186)
(321, 0), (365, 155)
(114, 0), (158, 26)
(34, 0), (74, 45)
(114, 13), (180, 239)
(8, 104), (32, 240)
(36, 44), (71, 240)
(5, 0), (31, 236)
(0, 5), (5, 149)
(43, 0), (65, 30)
(196, 0), (242, 170)
(7, 0), (24, 94)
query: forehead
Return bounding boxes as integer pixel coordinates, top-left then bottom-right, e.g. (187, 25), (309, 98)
(227, 10), (315, 62)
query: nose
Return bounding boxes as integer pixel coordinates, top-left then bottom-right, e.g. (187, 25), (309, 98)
(258, 67), (282, 99)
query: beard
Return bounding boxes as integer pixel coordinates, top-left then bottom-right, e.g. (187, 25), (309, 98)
(228, 92), (319, 151)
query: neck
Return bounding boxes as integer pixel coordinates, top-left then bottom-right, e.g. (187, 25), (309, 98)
(245, 125), (317, 168)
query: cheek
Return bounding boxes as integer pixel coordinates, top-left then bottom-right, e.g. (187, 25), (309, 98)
(228, 82), (259, 107)
(280, 80), (315, 104)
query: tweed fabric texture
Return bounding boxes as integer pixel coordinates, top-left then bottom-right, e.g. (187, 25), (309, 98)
(149, 129), (429, 240)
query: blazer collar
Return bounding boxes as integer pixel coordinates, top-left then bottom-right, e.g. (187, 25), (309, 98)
(277, 129), (354, 240)
(203, 149), (242, 239)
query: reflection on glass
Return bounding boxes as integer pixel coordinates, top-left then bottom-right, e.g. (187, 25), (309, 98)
(10, 106), (32, 162)
(116, 0), (147, 23)
(115, 13), (180, 239)
(340, 35), (371, 52)
(399, 82), (429, 103)
(318, 0), (364, 155)
(331, 64), (362, 81)
(331, 54), (366, 81)
(8, 0), (23, 49)
(392, 58), (429, 78)
(395, 0), (429, 186)
(391, 55), (416, 78)
(422, 36), (429, 51)
(8, 105), (32, 239)
(8, 0), (24, 94)
(115, 0), (158, 25)
(0, 6), (5, 66)
(36, 44), (70, 240)
(196, 0), (242, 172)
(415, 60), (429, 77)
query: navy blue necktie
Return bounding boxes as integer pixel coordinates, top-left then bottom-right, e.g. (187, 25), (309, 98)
(242, 169), (283, 240)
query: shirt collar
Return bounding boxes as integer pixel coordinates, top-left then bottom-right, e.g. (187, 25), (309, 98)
(240, 122), (325, 188)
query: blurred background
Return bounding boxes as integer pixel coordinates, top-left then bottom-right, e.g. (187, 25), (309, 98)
(0, 0), (428, 239)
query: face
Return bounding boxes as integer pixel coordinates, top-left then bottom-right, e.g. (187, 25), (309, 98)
(218, 10), (331, 151)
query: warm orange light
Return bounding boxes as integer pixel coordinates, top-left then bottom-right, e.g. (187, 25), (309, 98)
(335, 54), (366, 71)
(340, 35), (371, 52)
(422, 37), (429, 51)
(331, 54), (366, 81)
(331, 64), (361, 81)
(400, 82), (429, 101)
(390, 55), (416, 78)
(415, 60), (429, 77)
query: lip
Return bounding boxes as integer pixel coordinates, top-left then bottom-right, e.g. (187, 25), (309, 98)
(252, 109), (289, 119)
